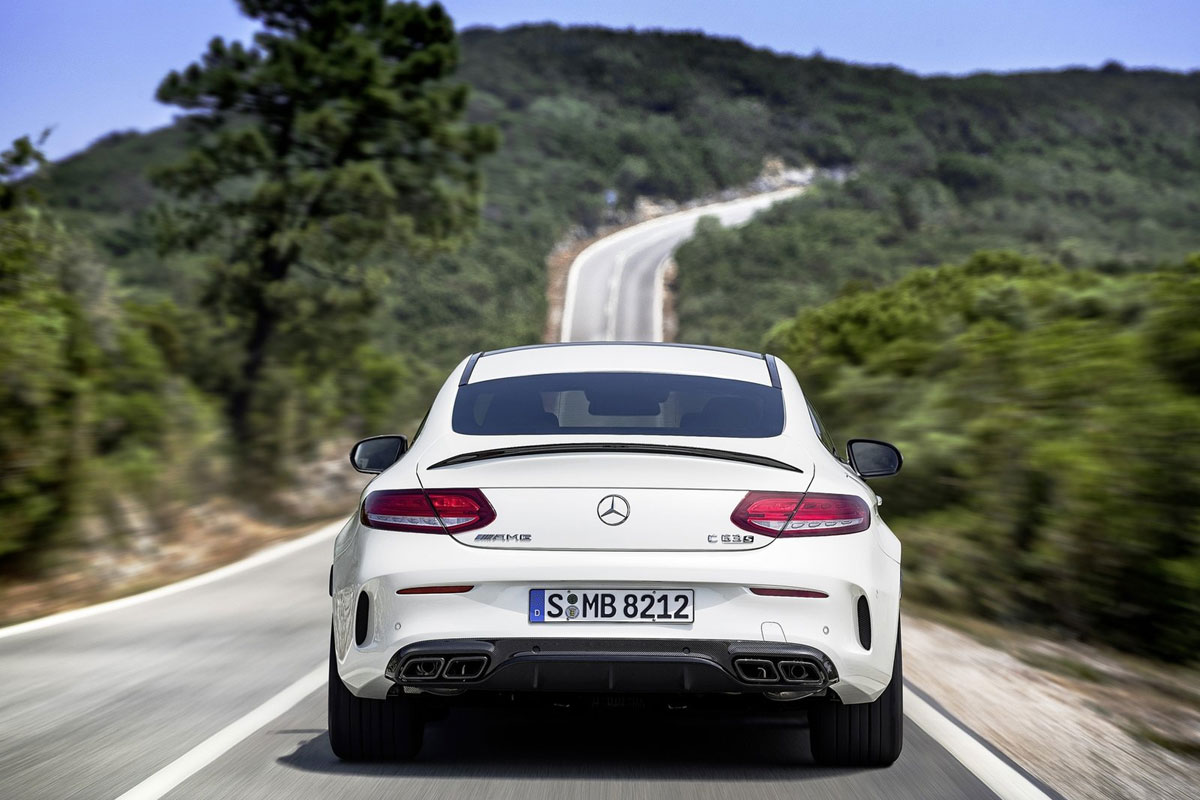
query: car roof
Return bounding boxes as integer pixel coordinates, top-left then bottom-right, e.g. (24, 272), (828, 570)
(463, 342), (779, 387)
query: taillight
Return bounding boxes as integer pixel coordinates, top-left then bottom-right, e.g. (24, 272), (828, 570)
(788, 493), (871, 534)
(362, 489), (495, 533)
(731, 491), (870, 536)
(731, 492), (805, 532)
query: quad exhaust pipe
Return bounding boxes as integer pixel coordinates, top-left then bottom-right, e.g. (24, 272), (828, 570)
(394, 647), (825, 689)
(443, 656), (488, 680)
(397, 654), (489, 681)
(398, 656), (445, 680)
(732, 656), (829, 686)
(733, 658), (779, 683)
(777, 659), (824, 683)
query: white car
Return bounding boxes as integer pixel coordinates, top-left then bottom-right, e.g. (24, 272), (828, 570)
(329, 343), (904, 765)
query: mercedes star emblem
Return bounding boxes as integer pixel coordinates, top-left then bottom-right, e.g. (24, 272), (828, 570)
(597, 494), (630, 526)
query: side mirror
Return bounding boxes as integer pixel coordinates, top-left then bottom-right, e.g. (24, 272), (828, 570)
(349, 435), (408, 474)
(847, 439), (902, 478)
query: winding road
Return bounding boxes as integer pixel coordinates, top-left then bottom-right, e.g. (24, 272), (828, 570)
(0, 190), (1060, 800)
(562, 187), (803, 342)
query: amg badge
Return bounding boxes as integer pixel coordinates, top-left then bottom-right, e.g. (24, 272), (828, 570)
(474, 533), (532, 542)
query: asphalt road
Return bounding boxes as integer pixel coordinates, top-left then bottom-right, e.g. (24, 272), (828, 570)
(0, 525), (1000, 800)
(0, 190), (1043, 799)
(562, 188), (803, 342)
(0, 528), (334, 800)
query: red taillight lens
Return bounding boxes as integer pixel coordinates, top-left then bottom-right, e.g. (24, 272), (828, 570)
(362, 489), (495, 533)
(730, 491), (804, 533)
(731, 491), (870, 537)
(788, 493), (871, 535)
(427, 491), (494, 530)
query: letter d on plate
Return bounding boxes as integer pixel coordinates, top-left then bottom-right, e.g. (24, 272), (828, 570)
(528, 589), (545, 622)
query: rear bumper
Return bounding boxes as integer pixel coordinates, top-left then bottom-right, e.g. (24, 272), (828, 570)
(385, 638), (838, 695)
(332, 523), (900, 702)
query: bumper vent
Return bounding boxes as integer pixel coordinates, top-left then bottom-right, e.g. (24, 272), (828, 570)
(354, 591), (370, 646)
(856, 596), (872, 650)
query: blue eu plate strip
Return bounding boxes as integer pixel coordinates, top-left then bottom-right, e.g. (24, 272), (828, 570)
(528, 589), (545, 623)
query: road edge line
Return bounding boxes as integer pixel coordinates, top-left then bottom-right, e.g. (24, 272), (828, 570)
(904, 683), (1060, 800)
(651, 252), (672, 342)
(113, 663), (327, 800)
(0, 519), (344, 641)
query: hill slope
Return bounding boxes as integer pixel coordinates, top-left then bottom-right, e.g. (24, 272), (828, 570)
(9, 25), (1200, 657)
(765, 251), (1200, 659)
(46, 27), (1200, 361)
(672, 60), (1200, 348)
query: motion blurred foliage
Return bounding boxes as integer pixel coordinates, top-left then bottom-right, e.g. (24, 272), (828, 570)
(767, 251), (1200, 661)
(0, 138), (223, 567)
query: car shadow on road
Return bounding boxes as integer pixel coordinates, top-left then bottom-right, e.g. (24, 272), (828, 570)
(276, 706), (869, 781)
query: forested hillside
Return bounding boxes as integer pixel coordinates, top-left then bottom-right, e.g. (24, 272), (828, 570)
(48, 27), (1200, 363)
(766, 252), (1200, 659)
(675, 62), (1200, 348)
(6, 23), (1200, 651)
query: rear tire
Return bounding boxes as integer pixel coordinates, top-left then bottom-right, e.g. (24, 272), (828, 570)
(807, 626), (903, 767)
(328, 635), (424, 761)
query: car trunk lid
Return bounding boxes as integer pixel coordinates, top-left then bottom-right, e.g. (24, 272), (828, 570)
(417, 442), (814, 551)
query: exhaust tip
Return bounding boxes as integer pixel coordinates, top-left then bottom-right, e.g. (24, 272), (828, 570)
(778, 659), (825, 684)
(399, 656), (445, 680)
(733, 658), (780, 683)
(443, 655), (488, 680)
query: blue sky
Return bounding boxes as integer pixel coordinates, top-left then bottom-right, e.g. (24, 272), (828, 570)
(2, 0), (1197, 161)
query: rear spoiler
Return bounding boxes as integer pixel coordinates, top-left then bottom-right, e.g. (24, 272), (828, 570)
(426, 442), (803, 472)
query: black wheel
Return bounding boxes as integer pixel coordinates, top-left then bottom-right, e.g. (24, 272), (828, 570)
(328, 634), (424, 761)
(808, 626), (903, 767)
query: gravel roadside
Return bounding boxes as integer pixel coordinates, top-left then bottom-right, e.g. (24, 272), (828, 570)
(903, 611), (1200, 799)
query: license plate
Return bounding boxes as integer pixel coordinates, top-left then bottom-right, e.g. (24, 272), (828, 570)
(529, 589), (694, 623)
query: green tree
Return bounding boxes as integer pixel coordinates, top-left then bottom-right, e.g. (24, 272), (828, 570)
(153, 0), (496, 481)
(0, 134), (48, 211)
(0, 138), (83, 561)
(2, 136), (227, 567)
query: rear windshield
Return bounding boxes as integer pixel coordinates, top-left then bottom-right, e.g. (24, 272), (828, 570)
(453, 372), (784, 437)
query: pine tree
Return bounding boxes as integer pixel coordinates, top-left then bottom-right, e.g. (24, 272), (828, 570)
(153, 0), (496, 480)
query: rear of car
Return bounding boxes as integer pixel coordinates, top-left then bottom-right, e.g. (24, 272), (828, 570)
(329, 343), (903, 765)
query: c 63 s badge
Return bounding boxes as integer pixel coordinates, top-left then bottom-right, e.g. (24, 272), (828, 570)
(474, 533), (532, 542)
(709, 534), (754, 544)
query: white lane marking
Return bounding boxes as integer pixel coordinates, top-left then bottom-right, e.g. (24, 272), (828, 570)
(113, 671), (1052, 800)
(904, 687), (1052, 800)
(603, 250), (629, 340)
(115, 670), (1054, 800)
(114, 663), (326, 800)
(559, 187), (802, 342)
(0, 520), (344, 641)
